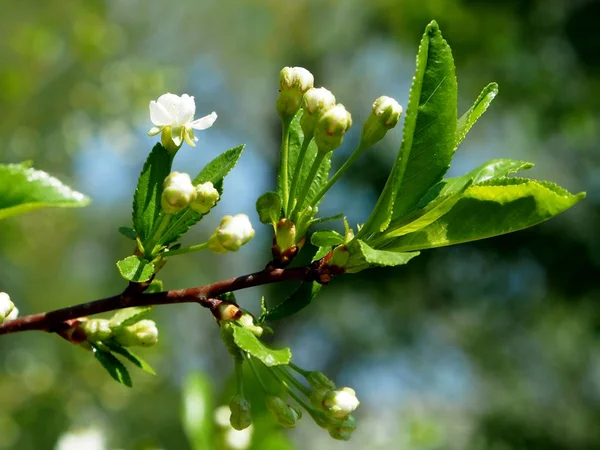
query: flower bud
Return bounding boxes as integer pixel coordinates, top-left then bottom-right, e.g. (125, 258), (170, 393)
(265, 395), (302, 428)
(306, 371), (336, 390)
(229, 394), (252, 430)
(310, 388), (330, 410)
(300, 87), (336, 138)
(208, 214), (255, 254)
(329, 245), (350, 269)
(328, 414), (356, 441)
(0, 292), (16, 325)
(315, 104), (352, 153)
(113, 319), (158, 347)
(276, 67), (314, 122)
(360, 96), (403, 147)
(82, 319), (112, 342)
(275, 218), (296, 253)
(189, 181), (219, 214)
(237, 313), (263, 337)
(323, 387), (360, 419)
(161, 172), (195, 214)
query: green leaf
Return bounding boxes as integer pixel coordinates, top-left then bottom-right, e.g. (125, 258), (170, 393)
(102, 341), (156, 375)
(159, 145), (244, 245)
(92, 344), (132, 387)
(132, 143), (173, 243)
(256, 191), (282, 225)
(232, 325), (292, 366)
(346, 240), (419, 273)
(0, 162), (90, 220)
(282, 110), (332, 210)
(360, 21), (457, 235)
(262, 281), (322, 322)
(118, 226), (137, 240)
(110, 306), (153, 329)
(116, 256), (155, 283)
(145, 279), (163, 294)
(182, 372), (214, 450)
(310, 230), (344, 247)
(385, 178), (585, 252)
(310, 212), (344, 226)
(313, 246), (332, 261)
(456, 82), (498, 149)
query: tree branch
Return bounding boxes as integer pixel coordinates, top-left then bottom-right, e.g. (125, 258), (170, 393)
(0, 265), (314, 336)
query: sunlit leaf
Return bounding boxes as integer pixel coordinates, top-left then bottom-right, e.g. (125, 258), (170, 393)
(261, 281), (322, 322)
(456, 82), (498, 149)
(310, 230), (344, 247)
(232, 325), (291, 366)
(110, 306), (153, 329)
(346, 239), (419, 273)
(116, 256), (155, 283)
(92, 345), (132, 387)
(256, 191), (282, 225)
(102, 341), (156, 375)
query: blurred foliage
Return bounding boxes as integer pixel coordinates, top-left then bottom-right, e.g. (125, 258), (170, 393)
(0, 0), (598, 449)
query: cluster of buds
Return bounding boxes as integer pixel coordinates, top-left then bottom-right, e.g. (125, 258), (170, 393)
(207, 214), (255, 254)
(161, 172), (220, 215)
(0, 292), (18, 325)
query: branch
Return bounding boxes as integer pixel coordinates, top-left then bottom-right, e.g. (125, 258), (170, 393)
(0, 265), (314, 336)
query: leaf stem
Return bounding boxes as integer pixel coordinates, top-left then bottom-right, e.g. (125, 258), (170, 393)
(161, 242), (209, 257)
(145, 213), (173, 257)
(279, 120), (292, 215)
(246, 354), (270, 394)
(287, 135), (313, 214)
(276, 366), (312, 397)
(235, 358), (245, 395)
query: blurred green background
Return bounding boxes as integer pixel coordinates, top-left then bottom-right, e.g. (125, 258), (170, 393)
(0, 0), (599, 449)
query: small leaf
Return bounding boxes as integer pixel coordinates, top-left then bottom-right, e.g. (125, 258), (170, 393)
(385, 178), (585, 252)
(456, 82), (498, 149)
(310, 230), (344, 247)
(256, 191), (282, 225)
(102, 341), (156, 375)
(217, 292), (237, 303)
(92, 344), (132, 387)
(132, 143), (173, 243)
(116, 256), (155, 283)
(110, 306), (153, 329)
(346, 240), (419, 273)
(313, 246), (332, 261)
(160, 145), (244, 245)
(262, 281), (322, 322)
(145, 279), (163, 294)
(232, 325), (292, 366)
(118, 226), (137, 240)
(360, 21), (457, 235)
(0, 163), (90, 220)
(310, 213), (344, 226)
(182, 372), (214, 450)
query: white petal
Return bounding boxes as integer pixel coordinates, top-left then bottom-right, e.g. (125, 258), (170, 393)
(177, 94), (196, 125)
(147, 126), (164, 136)
(184, 129), (197, 147)
(157, 93), (185, 126)
(149, 101), (172, 126)
(189, 112), (217, 130)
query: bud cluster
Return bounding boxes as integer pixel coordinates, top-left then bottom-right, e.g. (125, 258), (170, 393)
(0, 292), (18, 325)
(208, 214), (255, 253)
(161, 171), (220, 215)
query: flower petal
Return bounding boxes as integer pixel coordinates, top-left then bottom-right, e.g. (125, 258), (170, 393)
(184, 129), (197, 147)
(147, 126), (164, 136)
(177, 94), (196, 126)
(149, 101), (173, 126)
(189, 112), (217, 130)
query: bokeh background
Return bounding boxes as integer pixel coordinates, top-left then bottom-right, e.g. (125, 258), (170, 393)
(0, 0), (599, 449)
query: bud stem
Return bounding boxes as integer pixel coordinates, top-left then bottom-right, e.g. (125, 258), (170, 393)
(245, 353), (270, 393)
(288, 362), (310, 377)
(291, 152), (326, 221)
(235, 357), (245, 394)
(279, 121), (292, 215)
(276, 366), (312, 397)
(287, 134), (313, 214)
(145, 213), (173, 257)
(161, 241), (209, 257)
(269, 367), (313, 412)
(307, 142), (367, 209)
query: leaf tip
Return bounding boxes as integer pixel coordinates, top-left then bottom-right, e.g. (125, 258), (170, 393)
(427, 20), (440, 35)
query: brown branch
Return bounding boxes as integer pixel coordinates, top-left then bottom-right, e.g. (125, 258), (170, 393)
(0, 265), (314, 336)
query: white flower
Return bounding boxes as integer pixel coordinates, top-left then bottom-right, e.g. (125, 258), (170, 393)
(322, 387), (360, 419)
(0, 292), (16, 325)
(208, 214), (255, 253)
(148, 93), (217, 149)
(55, 428), (105, 450)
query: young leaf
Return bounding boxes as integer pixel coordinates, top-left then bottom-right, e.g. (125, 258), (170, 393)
(145, 279), (163, 294)
(261, 281), (322, 322)
(132, 143), (173, 243)
(182, 372), (214, 450)
(232, 325), (292, 366)
(385, 178), (585, 252)
(0, 163), (90, 220)
(360, 21), (457, 235)
(456, 82), (498, 149)
(310, 213), (344, 226)
(118, 226), (137, 240)
(346, 239), (420, 273)
(310, 230), (344, 247)
(116, 256), (155, 283)
(282, 110), (332, 210)
(110, 306), (153, 329)
(256, 191), (282, 225)
(92, 345), (133, 387)
(102, 341), (156, 375)
(159, 145), (244, 245)
(313, 246), (332, 261)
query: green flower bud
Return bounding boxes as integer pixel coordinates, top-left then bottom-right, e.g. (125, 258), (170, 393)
(189, 181), (219, 214)
(0, 292), (16, 325)
(161, 172), (195, 214)
(323, 387), (360, 419)
(300, 87), (336, 138)
(276, 67), (314, 123)
(208, 214), (255, 253)
(360, 96), (402, 147)
(275, 218), (296, 253)
(328, 414), (356, 441)
(237, 313), (263, 337)
(113, 319), (158, 347)
(82, 319), (113, 342)
(310, 388), (330, 410)
(229, 394), (252, 430)
(306, 371), (336, 390)
(265, 395), (302, 428)
(329, 245), (350, 269)
(315, 104), (352, 153)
